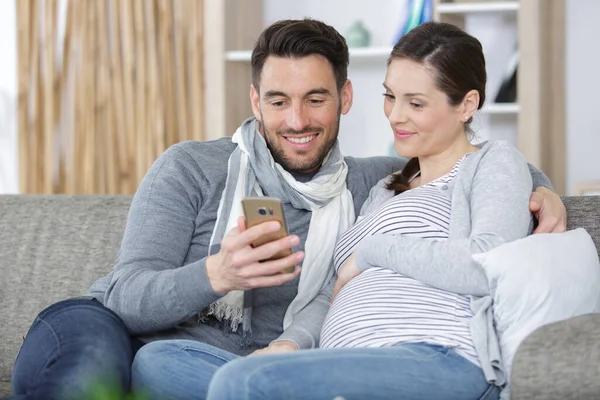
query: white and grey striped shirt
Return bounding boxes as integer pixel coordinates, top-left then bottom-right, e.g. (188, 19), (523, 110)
(320, 156), (480, 366)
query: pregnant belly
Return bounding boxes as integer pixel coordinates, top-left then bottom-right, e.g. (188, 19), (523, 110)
(320, 268), (472, 350)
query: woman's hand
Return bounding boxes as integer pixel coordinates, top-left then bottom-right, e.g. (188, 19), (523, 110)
(248, 340), (299, 356)
(331, 253), (361, 304)
(529, 187), (567, 233)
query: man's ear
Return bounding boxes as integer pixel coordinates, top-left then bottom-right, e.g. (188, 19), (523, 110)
(250, 84), (261, 120)
(461, 89), (480, 121)
(340, 80), (353, 115)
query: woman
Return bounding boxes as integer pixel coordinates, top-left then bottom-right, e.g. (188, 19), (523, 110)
(204, 21), (532, 400)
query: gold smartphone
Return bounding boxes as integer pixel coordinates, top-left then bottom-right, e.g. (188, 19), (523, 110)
(241, 197), (295, 273)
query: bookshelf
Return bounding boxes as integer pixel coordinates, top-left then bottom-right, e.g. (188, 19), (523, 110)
(433, 0), (566, 194)
(204, 0), (566, 193)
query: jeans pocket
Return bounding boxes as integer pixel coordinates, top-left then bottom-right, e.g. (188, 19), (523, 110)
(477, 384), (500, 400)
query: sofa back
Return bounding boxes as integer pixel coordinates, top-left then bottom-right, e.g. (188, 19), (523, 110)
(0, 195), (132, 395)
(0, 194), (599, 396)
(562, 196), (600, 254)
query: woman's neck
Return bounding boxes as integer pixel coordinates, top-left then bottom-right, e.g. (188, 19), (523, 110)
(412, 138), (478, 187)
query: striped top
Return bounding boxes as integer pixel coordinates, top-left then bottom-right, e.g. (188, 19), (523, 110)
(320, 155), (480, 366)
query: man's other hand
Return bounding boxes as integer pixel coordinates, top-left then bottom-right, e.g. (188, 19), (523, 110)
(529, 187), (567, 234)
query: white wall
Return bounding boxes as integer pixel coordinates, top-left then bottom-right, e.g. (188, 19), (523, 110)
(0, 0), (17, 194)
(566, 0), (600, 194)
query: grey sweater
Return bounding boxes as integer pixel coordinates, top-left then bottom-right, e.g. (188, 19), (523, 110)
(354, 141), (533, 386)
(88, 137), (549, 356)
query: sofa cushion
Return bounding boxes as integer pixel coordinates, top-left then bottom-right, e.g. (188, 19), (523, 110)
(0, 195), (131, 395)
(473, 228), (600, 380)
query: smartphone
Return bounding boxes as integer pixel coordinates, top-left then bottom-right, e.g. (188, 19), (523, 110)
(241, 197), (295, 273)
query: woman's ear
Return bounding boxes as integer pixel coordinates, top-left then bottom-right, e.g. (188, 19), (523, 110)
(461, 89), (480, 122)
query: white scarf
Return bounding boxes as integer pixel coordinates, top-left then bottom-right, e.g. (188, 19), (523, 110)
(205, 117), (355, 334)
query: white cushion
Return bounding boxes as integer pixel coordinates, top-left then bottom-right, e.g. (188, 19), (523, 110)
(472, 228), (600, 378)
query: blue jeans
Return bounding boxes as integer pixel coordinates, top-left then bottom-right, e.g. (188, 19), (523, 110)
(132, 340), (240, 400)
(8, 297), (140, 400)
(132, 341), (499, 400)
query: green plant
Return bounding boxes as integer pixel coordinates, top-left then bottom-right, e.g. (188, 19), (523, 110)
(66, 376), (151, 400)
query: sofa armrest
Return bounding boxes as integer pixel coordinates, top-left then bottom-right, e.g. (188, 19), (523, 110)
(511, 313), (600, 399)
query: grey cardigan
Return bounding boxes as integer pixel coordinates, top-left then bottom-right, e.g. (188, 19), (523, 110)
(353, 140), (533, 386)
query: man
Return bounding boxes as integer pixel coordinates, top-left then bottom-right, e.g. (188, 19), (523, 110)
(8, 18), (565, 400)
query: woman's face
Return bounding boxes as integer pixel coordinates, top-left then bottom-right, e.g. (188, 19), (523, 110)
(383, 58), (466, 159)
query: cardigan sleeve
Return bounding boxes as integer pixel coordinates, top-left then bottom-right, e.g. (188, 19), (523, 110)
(354, 144), (533, 296)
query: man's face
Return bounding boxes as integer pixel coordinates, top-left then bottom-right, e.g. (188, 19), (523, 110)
(250, 55), (353, 174)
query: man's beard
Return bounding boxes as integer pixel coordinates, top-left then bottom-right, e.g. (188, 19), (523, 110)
(259, 110), (341, 174)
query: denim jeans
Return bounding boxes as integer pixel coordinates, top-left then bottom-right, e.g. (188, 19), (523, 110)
(7, 297), (140, 400)
(132, 340), (499, 400)
(207, 343), (500, 400)
(131, 340), (240, 400)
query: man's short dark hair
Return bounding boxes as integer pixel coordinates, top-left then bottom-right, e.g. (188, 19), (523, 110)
(251, 19), (349, 93)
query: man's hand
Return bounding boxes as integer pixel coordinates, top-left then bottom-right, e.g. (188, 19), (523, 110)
(249, 340), (299, 357)
(529, 187), (567, 234)
(206, 217), (304, 294)
(331, 253), (361, 304)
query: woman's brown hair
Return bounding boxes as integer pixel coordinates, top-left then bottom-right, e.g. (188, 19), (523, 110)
(386, 22), (486, 194)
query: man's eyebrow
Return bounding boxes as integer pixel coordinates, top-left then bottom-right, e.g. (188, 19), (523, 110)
(306, 88), (332, 96)
(263, 90), (288, 99)
(263, 88), (333, 99)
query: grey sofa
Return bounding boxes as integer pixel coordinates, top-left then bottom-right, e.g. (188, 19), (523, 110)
(1, 195), (599, 398)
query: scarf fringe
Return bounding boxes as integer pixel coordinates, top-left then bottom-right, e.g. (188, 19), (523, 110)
(206, 302), (244, 333)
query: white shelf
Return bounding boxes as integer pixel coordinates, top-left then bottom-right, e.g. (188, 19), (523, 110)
(437, 1), (519, 14)
(347, 46), (393, 58)
(226, 46), (393, 62)
(225, 50), (252, 62)
(480, 103), (520, 114)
